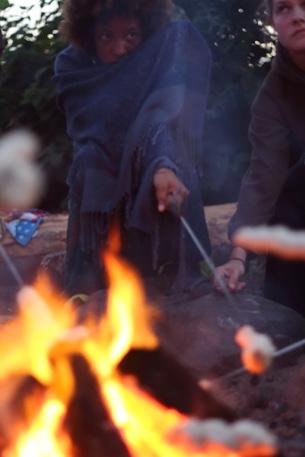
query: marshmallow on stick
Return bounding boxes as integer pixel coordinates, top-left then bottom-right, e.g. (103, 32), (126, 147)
(0, 130), (44, 209)
(170, 418), (277, 457)
(234, 225), (305, 260)
(235, 326), (276, 375)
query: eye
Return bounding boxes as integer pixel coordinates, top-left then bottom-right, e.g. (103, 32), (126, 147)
(126, 31), (141, 41)
(98, 32), (112, 42)
(275, 3), (290, 13)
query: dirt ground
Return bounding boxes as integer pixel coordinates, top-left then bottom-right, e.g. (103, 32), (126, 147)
(221, 356), (305, 457)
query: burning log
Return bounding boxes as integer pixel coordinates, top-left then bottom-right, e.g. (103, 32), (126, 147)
(63, 354), (131, 457)
(0, 375), (46, 450)
(118, 348), (236, 422)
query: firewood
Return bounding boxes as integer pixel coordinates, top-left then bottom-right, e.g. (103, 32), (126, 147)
(0, 375), (46, 450)
(63, 354), (131, 457)
(118, 348), (236, 422)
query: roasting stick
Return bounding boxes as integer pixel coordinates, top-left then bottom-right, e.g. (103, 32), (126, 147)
(209, 337), (305, 383)
(0, 244), (24, 287)
(169, 198), (234, 304)
(168, 196), (305, 385)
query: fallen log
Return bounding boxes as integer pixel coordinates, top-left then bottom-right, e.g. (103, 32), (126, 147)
(0, 204), (236, 257)
(204, 203), (236, 247)
(63, 354), (131, 457)
(0, 213), (67, 286)
(0, 204), (237, 294)
(118, 347), (236, 421)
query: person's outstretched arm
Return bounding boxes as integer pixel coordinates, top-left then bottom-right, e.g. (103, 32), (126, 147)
(214, 75), (291, 292)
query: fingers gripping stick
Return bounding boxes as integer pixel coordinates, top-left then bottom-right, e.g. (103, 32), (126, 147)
(168, 194), (181, 216)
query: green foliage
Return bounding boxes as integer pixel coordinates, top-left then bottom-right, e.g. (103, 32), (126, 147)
(0, 0), (70, 210)
(0, 0), (9, 11)
(177, 0), (274, 202)
(0, 0), (275, 209)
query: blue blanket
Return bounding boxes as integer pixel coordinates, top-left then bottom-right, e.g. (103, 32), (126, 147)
(54, 18), (212, 294)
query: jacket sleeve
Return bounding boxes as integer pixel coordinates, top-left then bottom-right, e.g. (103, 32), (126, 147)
(228, 78), (291, 238)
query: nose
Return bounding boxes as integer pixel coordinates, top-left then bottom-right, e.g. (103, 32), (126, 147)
(292, 5), (305, 23)
(112, 40), (128, 58)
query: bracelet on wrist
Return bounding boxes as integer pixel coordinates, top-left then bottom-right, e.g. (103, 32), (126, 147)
(230, 257), (246, 266)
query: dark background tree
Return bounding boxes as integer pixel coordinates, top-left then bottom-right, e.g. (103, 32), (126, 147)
(0, 0), (69, 211)
(178, 0), (274, 202)
(0, 0), (275, 211)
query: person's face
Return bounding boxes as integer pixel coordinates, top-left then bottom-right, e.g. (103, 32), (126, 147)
(95, 15), (143, 64)
(272, 0), (305, 52)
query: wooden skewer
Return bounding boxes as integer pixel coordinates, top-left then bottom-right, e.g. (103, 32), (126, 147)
(0, 244), (24, 288)
(203, 337), (305, 384)
(169, 198), (233, 304)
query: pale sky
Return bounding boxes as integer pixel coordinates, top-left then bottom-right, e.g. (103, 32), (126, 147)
(7, 0), (41, 21)
(5, 0), (57, 28)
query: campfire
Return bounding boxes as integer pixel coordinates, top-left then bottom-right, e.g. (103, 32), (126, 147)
(0, 238), (277, 457)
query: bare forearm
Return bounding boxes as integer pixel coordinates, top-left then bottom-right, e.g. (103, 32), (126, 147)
(230, 246), (247, 262)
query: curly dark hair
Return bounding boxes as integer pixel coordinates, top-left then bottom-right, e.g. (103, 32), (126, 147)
(59, 0), (174, 49)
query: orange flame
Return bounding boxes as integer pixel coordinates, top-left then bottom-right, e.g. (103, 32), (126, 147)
(83, 249), (158, 380)
(0, 241), (277, 457)
(95, 249), (187, 457)
(107, 222), (122, 254)
(0, 274), (76, 385)
(3, 398), (70, 457)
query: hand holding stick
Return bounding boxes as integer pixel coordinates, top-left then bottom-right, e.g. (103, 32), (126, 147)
(153, 168), (189, 213)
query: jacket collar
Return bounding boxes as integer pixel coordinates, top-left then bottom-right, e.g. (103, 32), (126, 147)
(273, 43), (305, 84)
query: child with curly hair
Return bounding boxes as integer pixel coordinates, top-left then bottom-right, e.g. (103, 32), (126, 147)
(54, 0), (211, 296)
